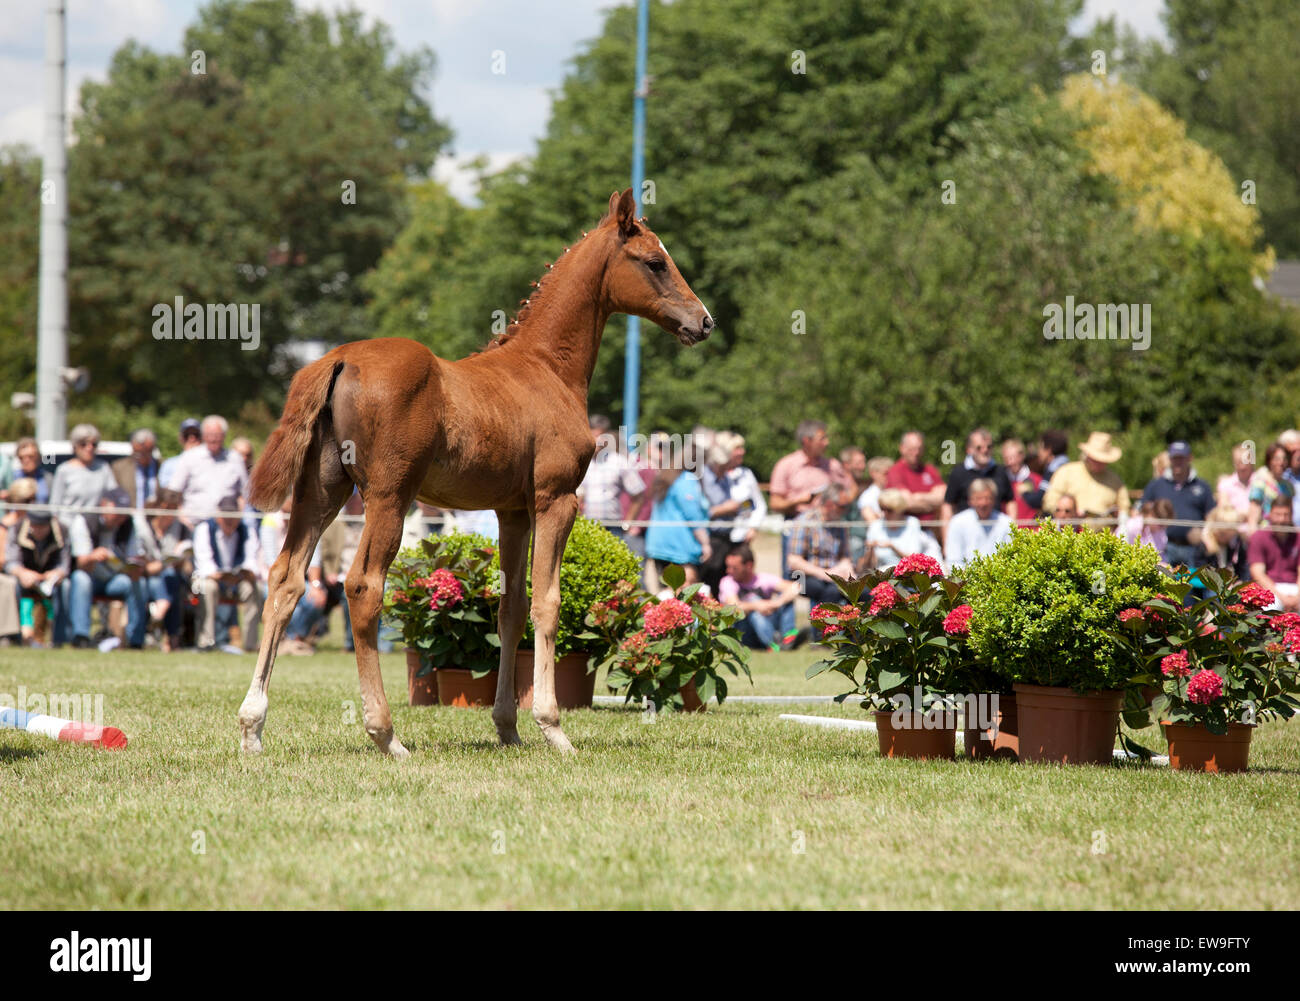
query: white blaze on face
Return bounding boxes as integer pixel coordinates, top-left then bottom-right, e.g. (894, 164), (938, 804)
(657, 239), (666, 254)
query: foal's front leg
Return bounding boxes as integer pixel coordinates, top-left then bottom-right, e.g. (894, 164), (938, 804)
(528, 495), (579, 754)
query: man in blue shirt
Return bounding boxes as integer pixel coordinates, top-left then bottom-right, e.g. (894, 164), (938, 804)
(1139, 441), (1215, 571)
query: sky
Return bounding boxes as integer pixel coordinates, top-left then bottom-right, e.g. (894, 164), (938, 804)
(0, 0), (1170, 203)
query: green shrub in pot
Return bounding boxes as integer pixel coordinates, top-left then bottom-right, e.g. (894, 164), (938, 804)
(960, 522), (1164, 692)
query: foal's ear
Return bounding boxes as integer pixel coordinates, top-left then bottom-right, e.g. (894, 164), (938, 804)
(609, 187), (638, 239)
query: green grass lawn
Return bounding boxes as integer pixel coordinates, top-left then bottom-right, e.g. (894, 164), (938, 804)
(2, 646), (1298, 909)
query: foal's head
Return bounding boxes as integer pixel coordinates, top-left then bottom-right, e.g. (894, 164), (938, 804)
(600, 188), (714, 345)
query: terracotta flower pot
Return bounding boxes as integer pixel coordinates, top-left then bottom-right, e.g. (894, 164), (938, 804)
(405, 649), (438, 706)
(963, 693), (1018, 761)
(873, 710), (956, 760)
(679, 678), (707, 713)
(1162, 721), (1253, 774)
(436, 667), (500, 708)
(514, 649), (596, 710)
(1014, 683), (1123, 765)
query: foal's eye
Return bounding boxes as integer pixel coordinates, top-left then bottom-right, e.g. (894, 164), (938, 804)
(646, 258), (667, 274)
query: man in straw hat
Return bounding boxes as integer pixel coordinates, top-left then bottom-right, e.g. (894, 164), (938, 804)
(1042, 432), (1131, 525)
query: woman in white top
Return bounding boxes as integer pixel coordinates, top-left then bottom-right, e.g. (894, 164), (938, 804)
(865, 488), (943, 572)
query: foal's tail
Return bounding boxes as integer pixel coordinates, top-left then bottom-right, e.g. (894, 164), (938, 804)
(250, 355), (344, 511)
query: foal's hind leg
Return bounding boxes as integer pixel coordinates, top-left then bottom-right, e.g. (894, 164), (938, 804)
(346, 496), (412, 758)
(491, 509), (531, 746)
(238, 447), (350, 753)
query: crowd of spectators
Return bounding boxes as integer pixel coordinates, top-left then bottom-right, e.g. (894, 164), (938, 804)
(0, 416), (366, 653)
(2, 414), (1297, 653)
(574, 418), (1300, 652)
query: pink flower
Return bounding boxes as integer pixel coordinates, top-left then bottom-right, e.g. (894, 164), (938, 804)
(837, 606), (861, 623)
(643, 598), (694, 638)
(943, 604), (973, 635)
(1118, 608), (1144, 624)
(1160, 650), (1191, 678)
(1186, 669), (1224, 705)
(1239, 583), (1275, 609)
(1285, 627), (1300, 656)
(821, 624), (842, 637)
(868, 582), (898, 615)
(894, 554), (944, 578)
(810, 604), (839, 623)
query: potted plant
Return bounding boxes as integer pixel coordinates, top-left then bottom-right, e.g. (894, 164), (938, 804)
(383, 533), (501, 706)
(1112, 569), (1300, 772)
(805, 554), (967, 760)
(941, 604), (1019, 761)
(495, 516), (644, 710)
(961, 523), (1165, 764)
(583, 565), (752, 712)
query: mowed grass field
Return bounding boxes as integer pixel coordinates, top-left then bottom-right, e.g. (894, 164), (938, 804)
(2, 645), (1298, 910)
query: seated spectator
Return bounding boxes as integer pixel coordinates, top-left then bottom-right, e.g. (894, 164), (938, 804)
(1246, 443), (1294, 531)
(839, 447), (868, 501)
(1118, 498), (1174, 562)
(3, 493), (70, 648)
(1198, 506), (1250, 583)
(942, 428), (1014, 525)
(65, 487), (149, 650)
(1138, 441), (1214, 570)
(1151, 450), (1170, 481)
(111, 428), (159, 511)
(645, 448), (711, 586)
(1246, 496), (1299, 612)
(718, 545), (806, 652)
(1283, 431), (1300, 519)
(865, 489), (943, 572)
(1002, 438), (1043, 526)
(699, 432), (767, 595)
(192, 497), (261, 652)
(169, 415), (250, 523)
(856, 456), (893, 523)
(138, 488), (191, 652)
(884, 430), (945, 527)
(1, 438), (50, 503)
(50, 424), (117, 516)
(1216, 444), (1255, 519)
(787, 485), (855, 607)
(944, 479), (1013, 569)
(1042, 432), (1130, 525)
(158, 418), (202, 489)
(1052, 493), (1081, 531)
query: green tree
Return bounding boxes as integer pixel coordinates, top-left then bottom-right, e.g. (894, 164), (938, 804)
(57, 0), (449, 413)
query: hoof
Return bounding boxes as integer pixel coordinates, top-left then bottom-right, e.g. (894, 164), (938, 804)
(239, 732), (263, 754)
(542, 727), (576, 755)
(369, 729), (410, 759)
(497, 728), (523, 747)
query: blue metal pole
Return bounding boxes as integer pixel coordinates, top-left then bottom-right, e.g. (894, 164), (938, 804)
(623, 0), (649, 443)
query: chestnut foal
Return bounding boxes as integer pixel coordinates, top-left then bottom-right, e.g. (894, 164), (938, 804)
(238, 189), (713, 756)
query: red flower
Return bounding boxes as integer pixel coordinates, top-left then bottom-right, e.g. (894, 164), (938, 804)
(1160, 650), (1191, 678)
(894, 554), (944, 578)
(837, 606), (861, 623)
(422, 568), (464, 610)
(868, 582), (898, 615)
(644, 598), (694, 638)
(1285, 627), (1300, 656)
(1118, 608), (1144, 624)
(1268, 612), (1300, 632)
(810, 604), (839, 623)
(1239, 583), (1275, 609)
(1225, 603), (1248, 615)
(821, 624), (842, 637)
(943, 604), (973, 635)
(1265, 641), (1284, 656)
(620, 631), (648, 654)
(1186, 669), (1223, 705)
